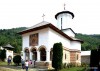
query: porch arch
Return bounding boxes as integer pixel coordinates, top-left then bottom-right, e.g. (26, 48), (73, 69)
(38, 45), (46, 61)
(31, 47), (37, 61)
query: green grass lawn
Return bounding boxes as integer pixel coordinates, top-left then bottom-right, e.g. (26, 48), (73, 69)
(0, 61), (86, 71)
(48, 67), (86, 71)
(0, 61), (7, 65)
(59, 67), (85, 71)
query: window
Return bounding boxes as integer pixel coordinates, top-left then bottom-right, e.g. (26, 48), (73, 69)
(77, 54), (79, 60)
(65, 54), (66, 60)
(61, 18), (62, 30)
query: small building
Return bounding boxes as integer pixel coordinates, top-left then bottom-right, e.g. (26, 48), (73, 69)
(81, 51), (90, 64)
(3, 44), (14, 61)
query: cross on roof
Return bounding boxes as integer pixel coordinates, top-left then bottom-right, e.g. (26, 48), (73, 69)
(64, 3), (66, 10)
(42, 14), (45, 21)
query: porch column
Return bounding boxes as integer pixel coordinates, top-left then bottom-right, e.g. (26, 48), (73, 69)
(37, 50), (40, 61)
(46, 50), (50, 61)
(30, 52), (32, 60)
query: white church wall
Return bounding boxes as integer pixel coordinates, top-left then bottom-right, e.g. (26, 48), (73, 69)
(22, 34), (29, 49)
(38, 28), (49, 48)
(22, 34), (29, 60)
(70, 41), (81, 50)
(62, 29), (75, 37)
(22, 28), (49, 49)
(63, 49), (70, 64)
(48, 28), (70, 49)
(22, 28), (50, 60)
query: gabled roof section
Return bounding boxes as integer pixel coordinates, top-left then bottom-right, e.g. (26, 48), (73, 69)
(3, 44), (14, 50)
(62, 28), (76, 35)
(18, 21), (83, 43)
(18, 21), (50, 34)
(3, 44), (14, 48)
(71, 37), (84, 43)
(27, 21), (50, 29)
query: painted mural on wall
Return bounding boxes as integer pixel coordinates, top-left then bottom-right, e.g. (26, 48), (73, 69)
(29, 33), (38, 46)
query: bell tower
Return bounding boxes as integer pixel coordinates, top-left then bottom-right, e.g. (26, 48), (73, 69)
(55, 4), (74, 30)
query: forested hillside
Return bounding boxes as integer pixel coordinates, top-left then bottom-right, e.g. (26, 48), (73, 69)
(0, 27), (100, 53)
(76, 34), (100, 51)
(0, 27), (27, 53)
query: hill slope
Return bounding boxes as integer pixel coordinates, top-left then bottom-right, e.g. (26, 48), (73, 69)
(0, 27), (27, 53)
(76, 33), (100, 50)
(0, 27), (100, 53)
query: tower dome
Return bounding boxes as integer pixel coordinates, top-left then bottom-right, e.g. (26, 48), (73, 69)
(55, 10), (74, 30)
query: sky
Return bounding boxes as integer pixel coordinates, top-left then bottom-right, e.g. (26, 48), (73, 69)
(0, 0), (100, 34)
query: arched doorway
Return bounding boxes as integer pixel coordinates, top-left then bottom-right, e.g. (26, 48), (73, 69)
(31, 48), (37, 61)
(25, 48), (29, 60)
(40, 47), (46, 61)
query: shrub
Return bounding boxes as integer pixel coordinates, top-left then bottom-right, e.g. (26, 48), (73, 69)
(13, 55), (21, 66)
(52, 42), (63, 71)
(62, 63), (67, 68)
(81, 63), (88, 67)
(0, 49), (6, 61)
(67, 63), (76, 68)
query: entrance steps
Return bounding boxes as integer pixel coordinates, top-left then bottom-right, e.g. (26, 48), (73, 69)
(35, 61), (52, 69)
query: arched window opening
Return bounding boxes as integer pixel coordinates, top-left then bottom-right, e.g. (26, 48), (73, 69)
(40, 48), (46, 61)
(32, 48), (37, 61)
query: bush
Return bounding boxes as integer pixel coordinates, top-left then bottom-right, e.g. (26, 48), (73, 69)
(81, 63), (88, 67)
(67, 63), (76, 68)
(52, 42), (63, 71)
(62, 63), (67, 68)
(0, 49), (6, 61)
(13, 55), (21, 66)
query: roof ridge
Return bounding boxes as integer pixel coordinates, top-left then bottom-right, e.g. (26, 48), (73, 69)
(21, 21), (51, 32)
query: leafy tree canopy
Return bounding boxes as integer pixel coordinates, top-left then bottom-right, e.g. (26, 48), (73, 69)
(0, 27), (26, 53)
(76, 33), (100, 51)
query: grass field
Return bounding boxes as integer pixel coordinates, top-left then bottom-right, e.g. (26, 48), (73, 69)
(0, 61), (86, 71)
(0, 67), (86, 71)
(0, 61), (7, 65)
(60, 67), (85, 71)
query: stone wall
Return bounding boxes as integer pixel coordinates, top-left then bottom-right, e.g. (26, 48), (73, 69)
(81, 55), (90, 64)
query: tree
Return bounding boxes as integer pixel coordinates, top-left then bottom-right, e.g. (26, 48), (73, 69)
(13, 55), (21, 66)
(52, 42), (63, 71)
(0, 27), (26, 53)
(0, 49), (6, 61)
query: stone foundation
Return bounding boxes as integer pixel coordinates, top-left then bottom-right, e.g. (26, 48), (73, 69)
(35, 61), (52, 69)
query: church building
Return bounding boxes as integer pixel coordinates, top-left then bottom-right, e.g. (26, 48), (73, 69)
(19, 9), (83, 68)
